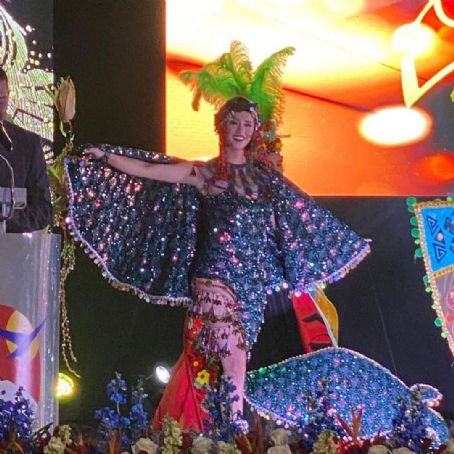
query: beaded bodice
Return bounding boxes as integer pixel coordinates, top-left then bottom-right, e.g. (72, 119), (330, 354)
(197, 159), (264, 198)
(195, 159), (282, 284)
(191, 160), (285, 347)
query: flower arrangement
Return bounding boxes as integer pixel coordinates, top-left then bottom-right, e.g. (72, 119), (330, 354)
(2, 372), (447, 453)
(43, 425), (72, 454)
(161, 416), (182, 454)
(0, 387), (35, 449)
(94, 373), (149, 453)
(202, 375), (240, 442)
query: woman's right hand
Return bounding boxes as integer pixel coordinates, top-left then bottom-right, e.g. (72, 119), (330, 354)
(83, 146), (104, 160)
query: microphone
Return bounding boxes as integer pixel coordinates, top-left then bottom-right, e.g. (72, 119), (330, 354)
(0, 122), (12, 151)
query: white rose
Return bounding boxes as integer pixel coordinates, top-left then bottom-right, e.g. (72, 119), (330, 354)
(132, 437), (159, 454)
(267, 446), (292, 454)
(192, 436), (214, 453)
(392, 448), (417, 454)
(367, 445), (389, 454)
(270, 428), (291, 446)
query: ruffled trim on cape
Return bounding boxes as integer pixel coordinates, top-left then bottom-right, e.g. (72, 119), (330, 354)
(268, 165), (371, 291)
(297, 240), (371, 292)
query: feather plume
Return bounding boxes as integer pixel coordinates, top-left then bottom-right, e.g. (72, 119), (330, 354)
(228, 41), (253, 92)
(180, 64), (239, 111)
(250, 46), (295, 124)
(179, 42), (294, 125)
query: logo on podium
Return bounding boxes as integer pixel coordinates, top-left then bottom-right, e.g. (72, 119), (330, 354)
(0, 304), (44, 406)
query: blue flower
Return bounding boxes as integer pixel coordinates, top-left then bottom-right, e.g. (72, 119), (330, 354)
(94, 373), (150, 453)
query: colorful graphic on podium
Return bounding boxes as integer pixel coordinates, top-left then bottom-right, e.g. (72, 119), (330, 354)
(0, 304), (44, 408)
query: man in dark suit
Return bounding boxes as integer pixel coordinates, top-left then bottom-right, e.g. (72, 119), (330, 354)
(0, 68), (52, 233)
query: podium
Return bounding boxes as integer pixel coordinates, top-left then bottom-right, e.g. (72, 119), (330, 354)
(0, 232), (61, 428)
(0, 186), (26, 234)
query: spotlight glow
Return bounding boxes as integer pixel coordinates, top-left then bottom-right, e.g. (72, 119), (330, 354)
(155, 365), (171, 384)
(167, 0), (224, 17)
(415, 151), (454, 182)
(392, 23), (436, 57)
(56, 373), (75, 399)
(359, 106), (432, 146)
(324, 0), (365, 16)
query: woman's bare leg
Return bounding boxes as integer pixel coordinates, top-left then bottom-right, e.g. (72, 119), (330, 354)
(192, 278), (247, 419)
(221, 338), (247, 417)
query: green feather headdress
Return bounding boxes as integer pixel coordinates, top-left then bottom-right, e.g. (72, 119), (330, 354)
(179, 41), (295, 127)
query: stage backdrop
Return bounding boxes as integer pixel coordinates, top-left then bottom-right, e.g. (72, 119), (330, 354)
(0, 2), (53, 155)
(166, 0), (454, 196)
(54, 0), (454, 425)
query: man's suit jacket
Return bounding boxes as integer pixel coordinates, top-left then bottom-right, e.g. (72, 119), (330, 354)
(0, 121), (52, 233)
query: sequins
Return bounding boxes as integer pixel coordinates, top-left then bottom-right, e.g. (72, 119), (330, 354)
(271, 172), (371, 290)
(66, 145), (370, 351)
(194, 162), (370, 350)
(194, 189), (283, 349)
(246, 348), (448, 444)
(65, 146), (198, 306)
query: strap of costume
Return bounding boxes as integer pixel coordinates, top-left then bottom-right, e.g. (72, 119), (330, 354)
(269, 169), (371, 290)
(64, 144), (200, 305)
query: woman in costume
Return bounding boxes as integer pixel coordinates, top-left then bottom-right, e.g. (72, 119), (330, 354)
(66, 43), (369, 433)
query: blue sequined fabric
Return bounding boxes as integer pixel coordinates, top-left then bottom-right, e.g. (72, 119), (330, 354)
(245, 347), (448, 444)
(192, 169), (285, 349)
(65, 145), (200, 305)
(192, 161), (370, 348)
(65, 145), (370, 348)
(270, 173), (370, 290)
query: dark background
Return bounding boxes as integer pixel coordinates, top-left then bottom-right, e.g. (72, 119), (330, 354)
(50, 0), (454, 424)
(7, 1), (53, 70)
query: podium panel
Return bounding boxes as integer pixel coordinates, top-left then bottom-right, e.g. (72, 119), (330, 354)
(0, 233), (60, 428)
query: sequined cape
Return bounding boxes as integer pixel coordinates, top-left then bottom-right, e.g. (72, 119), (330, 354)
(65, 145), (370, 347)
(246, 347), (448, 445)
(65, 146), (198, 306)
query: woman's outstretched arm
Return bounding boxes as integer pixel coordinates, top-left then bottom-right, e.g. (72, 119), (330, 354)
(84, 146), (201, 186)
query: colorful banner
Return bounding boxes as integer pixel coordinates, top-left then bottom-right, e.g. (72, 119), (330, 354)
(415, 200), (454, 356)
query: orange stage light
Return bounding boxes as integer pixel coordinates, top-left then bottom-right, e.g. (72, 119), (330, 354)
(324, 0), (366, 16)
(392, 23), (437, 57)
(166, 1), (454, 195)
(359, 106), (433, 146)
(414, 151), (454, 182)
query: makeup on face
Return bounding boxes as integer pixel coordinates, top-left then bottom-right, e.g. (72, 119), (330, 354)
(222, 111), (255, 151)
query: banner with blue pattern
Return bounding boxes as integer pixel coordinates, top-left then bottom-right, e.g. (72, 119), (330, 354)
(419, 204), (454, 274)
(415, 200), (454, 358)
